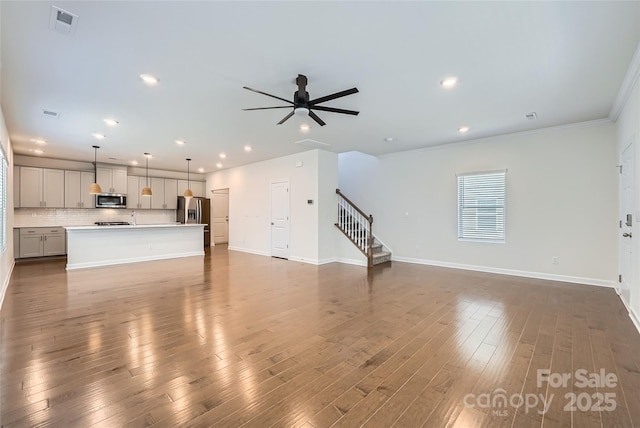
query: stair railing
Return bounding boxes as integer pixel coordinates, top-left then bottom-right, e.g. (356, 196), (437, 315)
(335, 189), (373, 267)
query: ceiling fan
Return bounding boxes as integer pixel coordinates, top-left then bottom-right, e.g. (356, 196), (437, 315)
(242, 74), (359, 126)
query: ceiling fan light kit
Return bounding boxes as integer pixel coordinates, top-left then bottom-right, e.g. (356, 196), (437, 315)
(243, 74), (359, 126)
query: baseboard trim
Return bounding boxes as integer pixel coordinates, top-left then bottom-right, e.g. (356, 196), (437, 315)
(288, 256), (338, 266)
(616, 289), (640, 337)
(335, 257), (368, 267)
(227, 246), (270, 257)
(66, 252), (204, 270)
(0, 260), (15, 312)
(392, 256), (616, 288)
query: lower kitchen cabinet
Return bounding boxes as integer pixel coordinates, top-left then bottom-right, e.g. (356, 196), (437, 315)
(18, 227), (66, 258)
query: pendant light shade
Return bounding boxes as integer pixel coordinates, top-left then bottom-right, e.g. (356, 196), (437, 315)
(141, 153), (152, 196)
(184, 158), (193, 198)
(89, 145), (102, 194)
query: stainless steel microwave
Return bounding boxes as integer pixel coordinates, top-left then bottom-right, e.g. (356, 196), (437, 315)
(96, 193), (127, 209)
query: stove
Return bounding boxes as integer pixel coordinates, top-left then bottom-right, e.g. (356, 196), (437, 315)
(94, 221), (131, 226)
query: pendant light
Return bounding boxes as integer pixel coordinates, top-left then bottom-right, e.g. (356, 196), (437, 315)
(89, 145), (102, 194)
(141, 153), (152, 196)
(184, 158), (193, 198)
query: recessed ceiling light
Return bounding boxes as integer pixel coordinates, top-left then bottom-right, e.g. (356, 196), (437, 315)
(384, 137), (394, 142)
(92, 133), (106, 140)
(244, 145), (252, 152)
(458, 126), (470, 134)
(216, 162), (223, 168)
(130, 160), (138, 165)
(32, 149), (44, 155)
(30, 138), (47, 145)
(175, 139), (186, 146)
(219, 153), (226, 159)
(197, 167), (204, 173)
(300, 124), (310, 133)
(440, 77), (458, 89)
(103, 118), (119, 127)
(140, 74), (159, 86)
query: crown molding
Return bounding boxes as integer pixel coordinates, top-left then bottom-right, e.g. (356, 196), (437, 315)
(610, 40), (640, 121)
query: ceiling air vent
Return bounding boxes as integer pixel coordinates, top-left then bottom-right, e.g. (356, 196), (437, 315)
(43, 109), (60, 119)
(49, 6), (79, 36)
(525, 112), (537, 120)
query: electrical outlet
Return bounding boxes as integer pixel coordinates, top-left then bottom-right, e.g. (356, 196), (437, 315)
(552, 256), (559, 265)
(148, 244), (153, 250)
(31, 212), (36, 217)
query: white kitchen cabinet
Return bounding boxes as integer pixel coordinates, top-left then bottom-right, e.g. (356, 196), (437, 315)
(19, 167), (65, 208)
(151, 177), (166, 209)
(18, 227), (66, 258)
(65, 170), (95, 208)
(164, 179), (178, 210)
(127, 176), (151, 209)
(43, 231), (66, 256)
(97, 167), (127, 193)
(178, 180), (205, 198)
(151, 178), (178, 209)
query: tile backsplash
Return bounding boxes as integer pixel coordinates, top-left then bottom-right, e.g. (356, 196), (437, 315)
(14, 208), (176, 227)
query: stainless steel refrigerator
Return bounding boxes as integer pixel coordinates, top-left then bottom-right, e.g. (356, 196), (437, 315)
(177, 196), (211, 247)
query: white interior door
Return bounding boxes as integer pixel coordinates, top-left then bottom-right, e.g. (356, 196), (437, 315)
(270, 180), (290, 259)
(620, 141), (634, 302)
(212, 189), (229, 244)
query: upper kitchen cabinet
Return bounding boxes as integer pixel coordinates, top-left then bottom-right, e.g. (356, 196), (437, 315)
(151, 178), (178, 210)
(164, 179), (178, 210)
(150, 177), (165, 210)
(19, 167), (65, 208)
(96, 167), (127, 194)
(127, 176), (151, 209)
(65, 170), (95, 208)
(178, 180), (205, 198)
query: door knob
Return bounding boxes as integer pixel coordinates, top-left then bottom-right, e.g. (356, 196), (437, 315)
(623, 232), (632, 238)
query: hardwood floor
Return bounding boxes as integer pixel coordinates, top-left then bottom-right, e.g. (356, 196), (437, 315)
(1, 246), (640, 427)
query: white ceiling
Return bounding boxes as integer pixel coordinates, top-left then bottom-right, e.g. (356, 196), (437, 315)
(2, 1), (639, 173)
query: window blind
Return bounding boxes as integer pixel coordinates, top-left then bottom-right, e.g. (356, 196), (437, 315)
(457, 170), (505, 242)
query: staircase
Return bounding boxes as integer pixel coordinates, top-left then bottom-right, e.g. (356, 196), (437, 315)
(335, 189), (391, 267)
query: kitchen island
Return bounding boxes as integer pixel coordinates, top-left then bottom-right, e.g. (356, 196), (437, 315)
(65, 223), (204, 270)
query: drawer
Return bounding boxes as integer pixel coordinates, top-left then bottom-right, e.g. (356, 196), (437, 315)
(19, 227), (64, 235)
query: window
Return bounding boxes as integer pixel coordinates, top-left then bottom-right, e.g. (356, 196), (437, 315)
(0, 148), (6, 253)
(457, 170), (506, 242)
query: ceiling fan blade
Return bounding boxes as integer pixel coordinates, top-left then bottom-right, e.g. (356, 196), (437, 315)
(277, 111), (295, 125)
(242, 106), (292, 111)
(308, 110), (326, 126)
(308, 88), (359, 105)
(311, 105), (359, 116)
(243, 86), (293, 105)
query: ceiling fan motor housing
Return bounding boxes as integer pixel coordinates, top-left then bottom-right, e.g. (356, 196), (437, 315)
(242, 73), (359, 126)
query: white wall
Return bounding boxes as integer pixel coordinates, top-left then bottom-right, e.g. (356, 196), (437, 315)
(207, 149), (338, 265)
(317, 150), (339, 263)
(616, 53), (640, 330)
(340, 121), (619, 286)
(1, 107), (15, 310)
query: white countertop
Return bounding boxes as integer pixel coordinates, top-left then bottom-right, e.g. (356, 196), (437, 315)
(65, 223), (204, 231)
